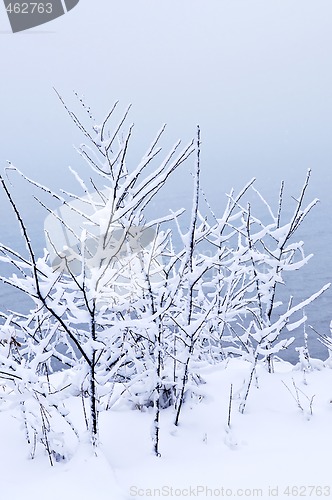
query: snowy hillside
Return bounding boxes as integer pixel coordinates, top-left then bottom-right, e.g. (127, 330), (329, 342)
(0, 99), (330, 500)
(1, 357), (332, 499)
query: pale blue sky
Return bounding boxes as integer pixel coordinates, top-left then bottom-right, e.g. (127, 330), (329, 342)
(0, 0), (331, 353)
(1, 0), (332, 199)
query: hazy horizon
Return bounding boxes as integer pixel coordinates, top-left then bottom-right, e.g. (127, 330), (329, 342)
(0, 1), (331, 358)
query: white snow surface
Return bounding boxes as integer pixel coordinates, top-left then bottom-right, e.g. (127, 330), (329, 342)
(1, 358), (332, 499)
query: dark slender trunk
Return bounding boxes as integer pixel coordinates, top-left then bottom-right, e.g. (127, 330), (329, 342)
(153, 387), (161, 457)
(174, 343), (193, 426)
(153, 324), (162, 457)
(90, 315), (98, 446)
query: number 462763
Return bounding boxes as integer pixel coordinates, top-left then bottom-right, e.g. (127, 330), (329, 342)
(6, 3), (53, 14)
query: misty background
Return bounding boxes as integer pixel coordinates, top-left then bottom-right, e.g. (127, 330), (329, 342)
(0, 0), (331, 360)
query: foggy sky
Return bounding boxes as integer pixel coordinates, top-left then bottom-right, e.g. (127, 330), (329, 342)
(1, 0), (332, 198)
(0, 0), (331, 350)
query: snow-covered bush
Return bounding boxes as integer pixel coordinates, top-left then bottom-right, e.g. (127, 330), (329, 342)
(0, 95), (329, 460)
(0, 96), (194, 455)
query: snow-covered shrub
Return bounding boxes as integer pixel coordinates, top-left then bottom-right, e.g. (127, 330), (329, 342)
(0, 309), (78, 464)
(0, 95), (329, 460)
(0, 96), (194, 456)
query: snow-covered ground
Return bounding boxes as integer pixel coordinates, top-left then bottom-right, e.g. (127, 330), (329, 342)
(1, 357), (332, 500)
